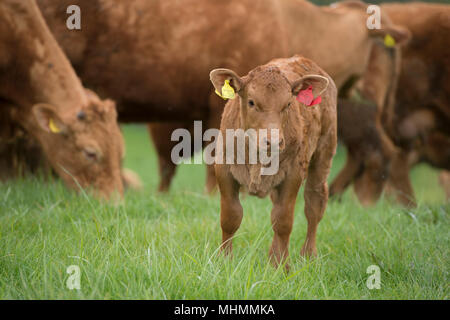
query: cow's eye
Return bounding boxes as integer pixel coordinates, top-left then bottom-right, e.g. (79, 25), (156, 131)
(83, 147), (99, 162)
(248, 100), (255, 108)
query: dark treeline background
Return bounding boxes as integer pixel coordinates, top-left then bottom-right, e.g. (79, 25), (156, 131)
(312, 0), (448, 5)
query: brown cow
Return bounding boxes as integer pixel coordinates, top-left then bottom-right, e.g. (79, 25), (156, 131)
(381, 2), (450, 206)
(36, 0), (408, 193)
(329, 39), (403, 206)
(211, 55), (337, 268)
(331, 2), (450, 207)
(0, 0), (124, 199)
(329, 97), (391, 206)
(333, 2), (450, 207)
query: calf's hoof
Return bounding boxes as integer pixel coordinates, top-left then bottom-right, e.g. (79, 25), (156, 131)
(300, 244), (317, 258)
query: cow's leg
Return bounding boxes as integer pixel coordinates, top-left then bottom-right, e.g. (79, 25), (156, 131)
(439, 171), (450, 201)
(329, 152), (361, 198)
(386, 151), (416, 207)
(148, 122), (192, 192)
(216, 165), (242, 256)
(269, 174), (302, 269)
(302, 149), (333, 257)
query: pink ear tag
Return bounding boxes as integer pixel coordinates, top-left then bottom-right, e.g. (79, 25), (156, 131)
(296, 85), (322, 106)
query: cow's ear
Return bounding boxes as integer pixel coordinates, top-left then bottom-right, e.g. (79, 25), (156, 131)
(369, 25), (411, 46)
(291, 75), (329, 97)
(32, 103), (68, 134)
(210, 68), (244, 96)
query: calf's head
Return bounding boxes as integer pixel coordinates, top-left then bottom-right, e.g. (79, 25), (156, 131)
(210, 67), (328, 152)
(32, 91), (124, 199)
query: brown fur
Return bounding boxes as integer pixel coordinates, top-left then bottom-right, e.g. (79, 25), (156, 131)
(330, 38), (403, 206)
(332, 2), (450, 207)
(343, 2), (450, 207)
(0, 0), (124, 199)
(36, 0), (407, 193)
(212, 55), (337, 269)
(329, 98), (390, 206)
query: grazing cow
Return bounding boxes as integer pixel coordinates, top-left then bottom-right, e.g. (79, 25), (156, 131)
(329, 98), (391, 206)
(210, 55), (337, 268)
(0, 0), (124, 199)
(330, 40), (403, 206)
(380, 2), (450, 207)
(332, 2), (450, 207)
(37, 0), (408, 193)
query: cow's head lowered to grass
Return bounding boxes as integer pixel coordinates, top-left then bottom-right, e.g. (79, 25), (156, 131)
(0, 0), (125, 200)
(32, 90), (125, 199)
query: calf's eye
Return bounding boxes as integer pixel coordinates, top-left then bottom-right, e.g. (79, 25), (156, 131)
(248, 100), (255, 108)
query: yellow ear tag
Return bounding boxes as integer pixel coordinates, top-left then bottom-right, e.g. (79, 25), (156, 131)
(215, 79), (235, 100)
(49, 118), (61, 133)
(384, 34), (396, 48)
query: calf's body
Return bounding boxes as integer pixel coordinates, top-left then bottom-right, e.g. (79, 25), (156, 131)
(211, 56), (337, 267)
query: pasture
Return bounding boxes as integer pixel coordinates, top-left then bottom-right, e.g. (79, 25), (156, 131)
(0, 125), (448, 299)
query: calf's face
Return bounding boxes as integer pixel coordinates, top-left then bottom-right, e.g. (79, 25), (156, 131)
(32, 92), (124, 200)
(210, 67), (328, 151)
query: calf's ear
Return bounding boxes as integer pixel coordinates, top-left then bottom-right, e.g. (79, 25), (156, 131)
(291, 75), (329, 97)
(210, 68), (244, 95)
(32, 103), (68, 134)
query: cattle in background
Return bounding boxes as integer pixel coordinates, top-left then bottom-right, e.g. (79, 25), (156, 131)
(330, 2), (450, 207)
(330, 39), (402, 206)
(330, 98), (391, 206)
(381, 2), (450, 207)
(211, 55), (337, 268)
(0, 0), (124, 199)
(37, 0), (409, 193)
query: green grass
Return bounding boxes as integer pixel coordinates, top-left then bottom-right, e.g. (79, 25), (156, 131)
(0, 125), (448, 299)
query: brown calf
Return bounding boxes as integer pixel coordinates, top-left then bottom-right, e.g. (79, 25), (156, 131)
(0, 0), (124, 199)
(210, 55), (337, 268)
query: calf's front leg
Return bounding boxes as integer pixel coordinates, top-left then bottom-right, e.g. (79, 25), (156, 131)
(269, 175), (302, 268)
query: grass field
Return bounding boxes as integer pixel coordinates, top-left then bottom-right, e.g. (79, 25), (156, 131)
(0, 124), (448, 299)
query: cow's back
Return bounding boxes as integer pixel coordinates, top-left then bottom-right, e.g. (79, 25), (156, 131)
(38, 0), (288, 122)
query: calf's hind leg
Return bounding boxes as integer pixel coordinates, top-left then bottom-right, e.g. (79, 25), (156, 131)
(302, 150), (333, 257)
